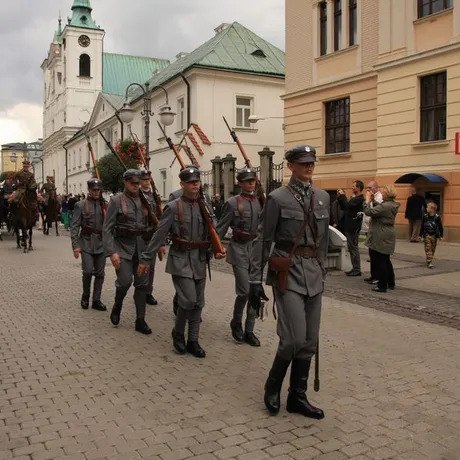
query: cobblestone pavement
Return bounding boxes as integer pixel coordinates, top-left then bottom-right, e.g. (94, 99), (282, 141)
(1, 232), (460, 460)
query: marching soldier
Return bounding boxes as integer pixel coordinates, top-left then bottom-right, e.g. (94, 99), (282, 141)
(138, 166), (225, 357)
(140, 170), (159, 306)
(14, 160), (37, 203)
(249, 145), (329, 420)
(40, 176), (56, 206)
(70, 178), (107, 311)
(103, 169), (164, 335)
(216, 168), (261, 347)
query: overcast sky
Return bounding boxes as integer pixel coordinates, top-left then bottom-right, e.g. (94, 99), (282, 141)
(0, 0), (285, 149)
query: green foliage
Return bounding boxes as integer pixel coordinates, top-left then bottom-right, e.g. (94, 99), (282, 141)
(94, 154), (138, 193)
(0, 171), (14, 182)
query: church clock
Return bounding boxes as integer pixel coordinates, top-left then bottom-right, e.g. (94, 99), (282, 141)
(78, 35), (91, 47)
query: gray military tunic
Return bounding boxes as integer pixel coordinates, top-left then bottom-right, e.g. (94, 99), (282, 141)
(168, 188), (183, 202)
(216, 193), (261, 331)
(249, 176), (330, 360)
(70, 198), (106, 301)
(141, 196), (210, 341)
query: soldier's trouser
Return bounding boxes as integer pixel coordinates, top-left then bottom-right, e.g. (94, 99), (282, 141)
(115, 256), (148, 319)
(81, 251), (106, 301)
(172, 275), (206, 341)
(274, 289), (322, 361)
(232, 264), (256, 333)
(147, 256), (157, 295)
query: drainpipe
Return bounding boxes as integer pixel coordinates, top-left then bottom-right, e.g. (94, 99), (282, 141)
(115, 113), (124, 139)
(180, 72), (191, 128)
(63, 146), (69, 194)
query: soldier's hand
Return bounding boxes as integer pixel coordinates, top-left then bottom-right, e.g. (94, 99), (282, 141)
(110, 253), (121, 270)
(248, 283), (269, 316)
(137, 263), (149, 277)
(157, 246), (166, 261)
(73, 248), (81, 259)
(215, 248), (226, 259)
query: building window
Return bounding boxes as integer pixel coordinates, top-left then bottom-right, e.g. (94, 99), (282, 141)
(334, 0), (342, 51)
(325, 97), (350, 154)
(63, 111), (66, 124)
(349, 0), (357, 46)
(79, 54), (91, 77)
(420, 71), (447, 142)
(79, 148), (82, 167)
(418, 0), (452, 18)
(113, 130), (118, 141)
(178, 97), (185, 130)
(319, 1), (328, 56)
(160, 169), (167, 198)
(236, 96), (253, 128)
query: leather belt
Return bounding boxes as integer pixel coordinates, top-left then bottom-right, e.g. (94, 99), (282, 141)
(275, 241), (319, 258)
(171, 238), (210, 251)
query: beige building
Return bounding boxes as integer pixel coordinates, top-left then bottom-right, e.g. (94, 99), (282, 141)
(284, 0), (460, 240)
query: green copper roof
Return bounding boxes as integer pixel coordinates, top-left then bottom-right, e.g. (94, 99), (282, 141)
(102, 53), (171, 96)
(68, 0), (99, 29)
(129, 22), (285, 100)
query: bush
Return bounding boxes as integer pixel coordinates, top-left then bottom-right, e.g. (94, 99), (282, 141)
(95, 154), (139, 193)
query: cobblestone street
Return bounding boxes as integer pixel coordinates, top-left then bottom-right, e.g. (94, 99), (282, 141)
(1, 232), (460, 460)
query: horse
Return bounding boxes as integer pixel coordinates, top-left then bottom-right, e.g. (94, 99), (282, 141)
(14, 187), (37, 253)
(41, 191), (60, 236)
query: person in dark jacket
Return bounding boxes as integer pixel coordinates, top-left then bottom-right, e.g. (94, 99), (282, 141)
(337, 181), (365, 276)
(420, 202), (443, 268)
(405, 186), (426, 242)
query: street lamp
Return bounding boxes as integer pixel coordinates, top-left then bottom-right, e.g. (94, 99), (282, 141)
(118, 82), (176, 168)
(9, 152), (18, 172)
(248, 115), (285, 124)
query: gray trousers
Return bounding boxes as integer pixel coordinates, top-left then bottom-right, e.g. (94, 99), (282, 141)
(147, 256), (157, 295)
(172, 275), (206, 342)
(81, 251), (106, 301)
(232, 264), (256, 333)
(115, 256), (148, 319)
(274, 288), (322, 361)
(345, 230), (361, 272)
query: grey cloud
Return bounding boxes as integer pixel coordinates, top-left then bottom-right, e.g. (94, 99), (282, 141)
(0, 0), (284, 112)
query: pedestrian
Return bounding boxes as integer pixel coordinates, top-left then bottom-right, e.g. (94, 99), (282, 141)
(139, 169), (161, 306)
(70, 178), (107, 311)
(249, 144), (329, 419)
(363, 184), (400, 292)
(216, 168), (262, 347)
(61, 195), (70, 230)
(420, 202), (443, 268)
(102, 169), (164, 335)
(337, 181), (365, 276)
(138, 166), (226, 358)
(405, 186), (426, 242)
(362, 180), (383, 285)
(212, 194), (223, 220)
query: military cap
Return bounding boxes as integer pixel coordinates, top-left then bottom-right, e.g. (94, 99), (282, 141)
(285, 145), (316, 163)
(22, 160), (31, 166)
(179, 166), (201, 183)
(123, 169), (141, 183)
(140, 170), (152, 180)
(87, 177), (102, 189)
(237, 168), (257, 182)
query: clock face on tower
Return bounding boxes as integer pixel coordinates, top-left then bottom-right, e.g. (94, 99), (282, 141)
(78, 35), (90, 47)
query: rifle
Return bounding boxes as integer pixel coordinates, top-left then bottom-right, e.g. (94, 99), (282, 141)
(86, 135), (107, 218)
(222, 116), (265, 208)
(157, 121), (225, 257)
(128, 127), (163, 218)
(97, 129), (159, 228)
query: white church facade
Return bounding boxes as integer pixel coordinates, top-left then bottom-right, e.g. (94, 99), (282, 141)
(41, 0), (285, 198)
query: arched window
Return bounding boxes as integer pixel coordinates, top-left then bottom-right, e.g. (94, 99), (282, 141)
(79, 54), (91, 77)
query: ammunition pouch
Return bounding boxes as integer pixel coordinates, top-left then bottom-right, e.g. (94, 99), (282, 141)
(268, 256), (291, 294)
(232, 228), (257, 243)
(171, 237), (210, 251)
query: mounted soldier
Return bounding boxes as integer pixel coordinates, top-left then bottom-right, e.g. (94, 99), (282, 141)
(40, 176), (57, 206)
(14, 160), (37, 204)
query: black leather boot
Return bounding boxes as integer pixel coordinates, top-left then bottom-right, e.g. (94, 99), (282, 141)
(80, 295), (90, 309)
(146, 294), (158, 306)
(286, 359), (325, 419)
(92, 300), (107, 311)
(135, 318), (152, 335)
(264, 355), (291, 415)
(244, 332), (261, 347)
(171, 328), (186, 354)
(186, 341), (206, 358)
(110, 289), (126, 326)
(230, 320), (244, 343)
(173, 293), (179, 316)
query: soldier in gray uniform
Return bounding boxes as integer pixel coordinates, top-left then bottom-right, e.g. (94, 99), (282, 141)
(103, 169), (164, 335)
(139, 170), (159, 306)
(216, 168), (261, 346)
(70, 178), (107, 311)
(138, 166), (226, 357)
(249, 145), (329, 420)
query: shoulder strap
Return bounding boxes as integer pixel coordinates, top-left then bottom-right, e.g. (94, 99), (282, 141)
(236, 195), (245, 228)
(83, 199), (89, 218)
(119, 194), (128, 222)
(177, 198), (186, 238)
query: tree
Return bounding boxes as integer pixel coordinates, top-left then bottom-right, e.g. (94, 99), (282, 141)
(95, 154), (138, 193)
(0, 171), (15, 182)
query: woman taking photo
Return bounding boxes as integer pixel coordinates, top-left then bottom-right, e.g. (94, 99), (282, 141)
(363, 184), (400, 292)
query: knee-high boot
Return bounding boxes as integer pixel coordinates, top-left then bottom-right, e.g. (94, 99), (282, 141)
(264, 354), (291, 415)
(110, 288), (127, 326)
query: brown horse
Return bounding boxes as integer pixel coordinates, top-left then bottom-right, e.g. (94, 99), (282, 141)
(14, 187), (37, 253)
(41, 191), (60, 236)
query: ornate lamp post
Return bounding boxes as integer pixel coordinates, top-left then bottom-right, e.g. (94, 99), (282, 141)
(118, 82), (176, 168)
(9, 152), (17, 172)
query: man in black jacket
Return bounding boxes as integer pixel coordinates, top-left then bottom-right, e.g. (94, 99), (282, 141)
(405, 186), (426, 242)
(337, 181), (365, 276)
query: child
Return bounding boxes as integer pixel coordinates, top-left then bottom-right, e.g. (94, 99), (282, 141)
(420, 202), (443, 268)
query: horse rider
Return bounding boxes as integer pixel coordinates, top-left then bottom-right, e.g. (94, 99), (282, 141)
(13, 160), (37, 204)
(70, 178), (107, 311)
(40, 176), (56, 206)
